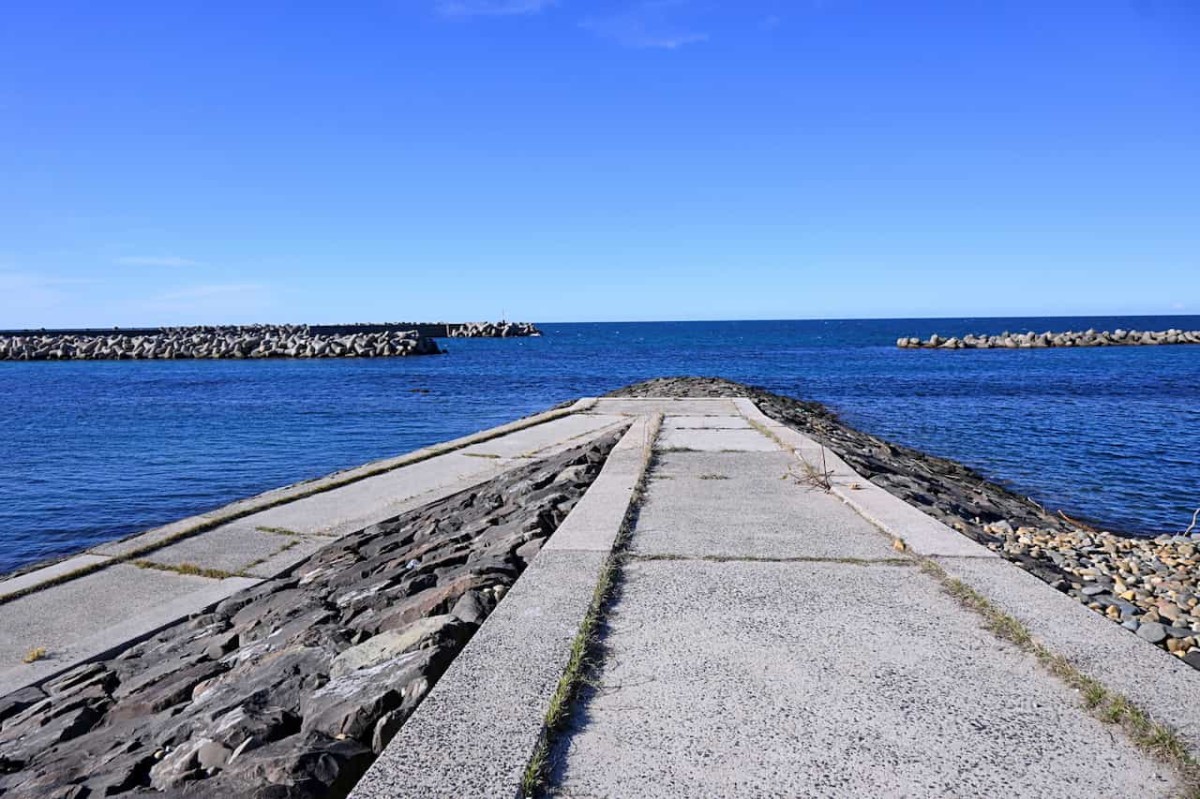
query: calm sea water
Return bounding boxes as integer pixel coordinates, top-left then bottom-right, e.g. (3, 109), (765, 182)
(2, 316), (1198, 574)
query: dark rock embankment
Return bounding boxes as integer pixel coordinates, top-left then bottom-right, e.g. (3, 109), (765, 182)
(0, 431), (621, 798)
(0, 325), (442, 361)
(898, 328), (1200, 349)
(608, 377), (1200, 670)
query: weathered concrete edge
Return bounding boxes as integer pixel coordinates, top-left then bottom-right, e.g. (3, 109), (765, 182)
(0, 398), (600, 601)
(349, 418), (652, 799)
(0, 555), (113, 602)
(0, 576), (260, 697)
(932, 555), (1200, 752)
(735, 397), (1200, 756)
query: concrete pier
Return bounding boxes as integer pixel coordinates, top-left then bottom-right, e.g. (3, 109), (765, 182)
(3, 394), (1199, 797)
(354, 397), (1200, 797)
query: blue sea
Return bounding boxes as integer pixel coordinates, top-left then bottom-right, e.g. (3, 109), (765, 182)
(2, 316), (1199, 575)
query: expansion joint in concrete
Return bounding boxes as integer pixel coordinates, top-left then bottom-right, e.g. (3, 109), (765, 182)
(627, 554), (915, 567)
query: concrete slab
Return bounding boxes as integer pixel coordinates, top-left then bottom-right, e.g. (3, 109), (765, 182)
(0, 572), (258, 696)
(658, 426), (780, 453)
(0, 554), (111, 601)
(759, 415), (998, 559)
(934, 554), (1200, 752)
(140, 523), (306, 574)
(549, 559), (1179, 797)
(589, 398), (739, 416)
(650, 449), (790, 480)
(663, 415), (751, 430)
(0, 563), (217, 668)
(460, 413), (625, 459)
(240, 451), (502, 537)
(244, 416), (628, 539)
(84, 400), (601, 563)
(91, 516), (221, 558)
(349, 549), (610, 799)
(633, 451), (899, 561)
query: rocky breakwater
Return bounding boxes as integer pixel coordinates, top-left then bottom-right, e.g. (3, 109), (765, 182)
(0, 325), (442, 361)
(447, 321), (541, 338)
(0, 431), (621, 799)
(981, 522), (1200, 668)
(897, 328), (1200, 349)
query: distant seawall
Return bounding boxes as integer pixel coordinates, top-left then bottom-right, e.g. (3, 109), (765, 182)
(0, 321), (541, 340)
(0, 321), (541, 361)
(899, 328), (1200, 350)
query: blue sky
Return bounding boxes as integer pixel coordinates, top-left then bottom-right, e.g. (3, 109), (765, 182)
(1, 0), (1197, 325)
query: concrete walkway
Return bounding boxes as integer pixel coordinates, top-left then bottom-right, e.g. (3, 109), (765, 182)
(546, 403), (1180, 796)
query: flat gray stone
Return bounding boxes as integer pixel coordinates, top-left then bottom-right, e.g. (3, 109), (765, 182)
(549, 559), (1178, 797)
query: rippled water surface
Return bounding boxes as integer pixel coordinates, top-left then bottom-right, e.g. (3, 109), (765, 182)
(2, 316), (1199, 573)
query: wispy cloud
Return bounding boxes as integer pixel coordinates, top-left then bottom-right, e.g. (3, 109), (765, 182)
(115, 256), (201, 268)
(581, 1), (708, 49)
(435, 0), (556, 17)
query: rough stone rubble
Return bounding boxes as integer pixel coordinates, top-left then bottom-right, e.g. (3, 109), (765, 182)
(898, 328), (1200, 349)
(0, 432), (619, 798)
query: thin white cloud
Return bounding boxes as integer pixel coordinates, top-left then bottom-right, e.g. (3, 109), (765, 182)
(436, 0), (555, 17)
(115, 256), (201, 268)
(582, 1), (708, 49)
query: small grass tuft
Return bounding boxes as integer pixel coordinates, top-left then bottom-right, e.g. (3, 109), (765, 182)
(255, 525), (301, 536)
(698, 473), (729, 481)
(520, 413), (663, 797)
(917, 554), (1199, 794)
(133, 560), (238, 580)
